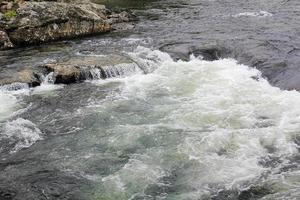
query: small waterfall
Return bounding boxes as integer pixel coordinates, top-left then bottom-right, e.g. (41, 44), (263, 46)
(41, 72), (55, 84)
(88, 68), (102, 80)
(78, 48), (171, 80)
(36, 49), (169, 84)
(31, 72), (64, 93)
(102, 63), (141, 78)
(78, 67), (103, 80)
(79, 63), (141, 80)
(128, 46), (173, 74)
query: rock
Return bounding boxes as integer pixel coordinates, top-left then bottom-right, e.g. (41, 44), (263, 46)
(107, 11), (132, 24)
(18, 69), (41, 86)
(112, 22), (135, 31)
(119, 11), (130, 22)
(0, 5), (5, 13)
(44, 64), (82, 84)
(0, 68), (40, 87)
(0, 54), (137, 88)
(0, 30), (13, 50)
(0, 1), (133, 48)
(41, 54), (137, 84)
(5, 2), (13, 10)
(0, 1), (15, 13)
(62, 54), (132, 66)
(3, 2), (111, 45)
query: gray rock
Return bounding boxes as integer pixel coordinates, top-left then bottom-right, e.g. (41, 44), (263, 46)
(44, 64), (82, 84)
(0, 1), (132, 48)
(41, 54), (136, 84)
(0, 68), (40, 87)
(0, 54), (137, 88)
(0, 30), (13, 50)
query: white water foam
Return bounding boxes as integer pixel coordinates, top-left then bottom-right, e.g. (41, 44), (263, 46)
(92, 47), (300, 199)
(0, 83), (30, 122)
(75, 51), (107, 57)
(0, 92), (18, 122)
(0, 73), (61, 153)
(32, 72), (63, 94)
(102, 63), (142, 78)
(1, 118), (43, 153)
(233, 11), (273, 18)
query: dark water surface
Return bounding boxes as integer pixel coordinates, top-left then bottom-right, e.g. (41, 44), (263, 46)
(92, 0), (157, 9)
(1, 0), (300, 200)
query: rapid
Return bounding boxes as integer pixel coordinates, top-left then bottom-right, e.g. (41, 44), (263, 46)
(1, 0), (300, 199)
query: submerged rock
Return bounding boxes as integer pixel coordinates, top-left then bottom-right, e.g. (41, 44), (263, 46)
(0, 1), (133, 49)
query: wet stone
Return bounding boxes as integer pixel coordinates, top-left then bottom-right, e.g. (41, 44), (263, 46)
(0, 189), (16, 200)
(41, 54), (137, 84)
(0, 31), (13, 50)
(238, 185), (275, 200)
(0, 68), (41, 88)
(0, 1), (133, 48)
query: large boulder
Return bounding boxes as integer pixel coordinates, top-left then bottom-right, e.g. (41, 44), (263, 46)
(0, 1), (132, 48)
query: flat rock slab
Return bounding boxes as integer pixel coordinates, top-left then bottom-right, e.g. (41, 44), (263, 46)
(0, 68), (41, 88)
(0, 54), (138, 87)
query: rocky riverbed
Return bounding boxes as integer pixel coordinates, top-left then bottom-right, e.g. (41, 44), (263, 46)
(0, 0), (135, 87)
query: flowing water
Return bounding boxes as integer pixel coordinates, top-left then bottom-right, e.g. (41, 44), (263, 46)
(1, 0), (300, 200)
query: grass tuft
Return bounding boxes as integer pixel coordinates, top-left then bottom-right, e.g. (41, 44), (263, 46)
(4, 10), (17, 20)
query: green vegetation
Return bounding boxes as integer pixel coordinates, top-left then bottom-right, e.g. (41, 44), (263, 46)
(4, 10), (17, 20)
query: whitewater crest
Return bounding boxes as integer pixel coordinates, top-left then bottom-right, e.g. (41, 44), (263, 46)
(0, 92), (18, 122)
(1, 118), (43, 153)
(233, 11), (273, 18)
(0, 85), (29, 122)
(88, 47), (300, 199)
(0, 47), (300, 199)
(0, 77), (60, 154)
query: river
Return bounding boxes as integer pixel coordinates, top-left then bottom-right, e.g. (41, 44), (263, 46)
(0, 0), (300, 199)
